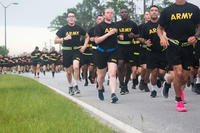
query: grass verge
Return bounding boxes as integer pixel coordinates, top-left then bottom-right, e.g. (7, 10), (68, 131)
(0, 74), (115, 133)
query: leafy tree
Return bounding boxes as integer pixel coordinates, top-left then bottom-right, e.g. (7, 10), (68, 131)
(48, 0), (173, 31)
(0, 45), (9, 56)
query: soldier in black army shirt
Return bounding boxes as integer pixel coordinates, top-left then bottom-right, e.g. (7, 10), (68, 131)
(141, 5), (167, 98)
(54, 11), (89, 95)
(94, 8), (119, 103)
(41, 48), (49, 76)
(31, 46), (42, 78)
(49, 47), (60, 78)
(137, 11), (151, 92)
(115, 9), (139, 95)
(81, 15), (104, 87)
(157, 0), (200, 112)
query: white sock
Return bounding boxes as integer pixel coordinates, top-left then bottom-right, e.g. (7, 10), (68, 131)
(196, 77), (200, 84)
(73, 80), (78, 86)
(164, 73), (171, 84)
(68, 82), (73, 87)
(151, 84), (157, 91)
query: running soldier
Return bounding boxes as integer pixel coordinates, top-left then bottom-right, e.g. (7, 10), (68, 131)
(157, 0), (200, 112)
(54, 11), (89, 95)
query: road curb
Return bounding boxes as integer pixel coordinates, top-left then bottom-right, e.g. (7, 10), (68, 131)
(42, 83), (142, 133)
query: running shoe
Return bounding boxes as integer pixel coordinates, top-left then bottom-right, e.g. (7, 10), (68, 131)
(150, 90), (157, 98)
(98, 89), (104, 101)
(74, 85), (80, 94)
(69, 87), (74, 96)
(162, 82), (171, 98)
(176, 101), (187, 112)
(111, 93), (118, 103)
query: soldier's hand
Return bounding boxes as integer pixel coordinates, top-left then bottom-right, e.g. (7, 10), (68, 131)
(160, 36), (169, 49)
(145, 39), (152, 47)
(80, 46), (87, 53)
(188, 36), (197, 46)
(128, 32), (137, 39)
(64, 35), (72, 40)
(107, 28), (117, 36)
(118, 34), (124, 40)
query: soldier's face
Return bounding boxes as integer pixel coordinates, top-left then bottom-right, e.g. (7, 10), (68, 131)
(149, 7), (159, 20)
(96, 16), (104, 24)
(104, 9), (113, 21)
(67, 13), (76, 24)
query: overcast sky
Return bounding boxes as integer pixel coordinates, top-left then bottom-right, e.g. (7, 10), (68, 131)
(0, 0), (199, 55)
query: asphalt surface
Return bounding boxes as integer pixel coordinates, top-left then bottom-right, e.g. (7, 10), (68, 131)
(22, 72), (200, 133)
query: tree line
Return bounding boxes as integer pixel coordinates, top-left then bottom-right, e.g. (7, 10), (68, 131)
(48, 0), (172, 31)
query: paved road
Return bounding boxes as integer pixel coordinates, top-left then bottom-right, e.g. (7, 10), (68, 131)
(23, 72), (200, 133)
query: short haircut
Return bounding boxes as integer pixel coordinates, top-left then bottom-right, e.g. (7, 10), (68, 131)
(103, 8), (113, 15)
(120, 8), (128, 12)
(149, 5), (159, 10)
(96, 14), (103, 19)
(67, 11), (76, 17)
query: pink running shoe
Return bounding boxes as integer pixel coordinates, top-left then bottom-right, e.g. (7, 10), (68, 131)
(176, 101), (187, 112)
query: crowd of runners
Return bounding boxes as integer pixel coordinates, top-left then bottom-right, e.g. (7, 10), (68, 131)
(0, 0), (200, 112)
(0, 47), (63, 77)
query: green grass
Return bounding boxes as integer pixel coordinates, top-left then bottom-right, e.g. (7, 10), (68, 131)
(0, 75), (115, 133)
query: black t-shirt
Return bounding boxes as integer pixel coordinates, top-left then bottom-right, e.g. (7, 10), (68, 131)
(3, 57), (9, 63)
(159, 2), (200, 42)
(88, 26), (96, 46)
(94, 21), (118, 49)
(139, 23), (147, 38)
(11, 57), (16, 64)
(0, 57), (3, 64)
(81, 26), (96, 54)
(49, 51), (60, 60)
(31, 50), (42, 59)
(56, 24), (86, 47)
(142, 21), (163, 52)
(116, 20), (139, 42)
(41, 52), (49, 60)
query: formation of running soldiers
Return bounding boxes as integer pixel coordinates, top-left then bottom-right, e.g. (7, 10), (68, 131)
(0, 47), (63, 77)
(1, 0), (200, 112)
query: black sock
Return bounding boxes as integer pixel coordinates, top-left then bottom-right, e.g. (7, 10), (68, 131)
(125, 80), (129, 86)
(37, 72), (39, 76)
(159, 76), (165, 82)
(165, 82), (171, 88)
(34, 72), (36, 76)
(191, 82), (194, 87)
(120, 82), (124, 86)
(52, 72), (55, 77)
(133, 75), (139, 84)
(176, 97), (182, 102)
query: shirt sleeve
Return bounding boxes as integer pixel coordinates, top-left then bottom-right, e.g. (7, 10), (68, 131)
(31, 52), (34, 56)
(115, 22), (120, 36)
(56, 27), (65, 38)
(79, 26), (87, 36)
(194, 7), (200, 25)
(94, 24), (102, 37)
(141, 25), (149, 40)
(158, 9), (168, 28)
(132, 22), (139, 35)
(88, 28), (93, 37)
